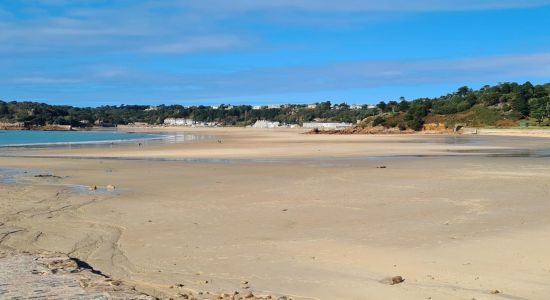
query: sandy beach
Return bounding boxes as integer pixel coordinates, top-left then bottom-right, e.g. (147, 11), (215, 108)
(2, 128), (550, 299)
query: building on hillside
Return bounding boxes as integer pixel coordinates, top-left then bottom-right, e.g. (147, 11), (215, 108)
(252, 105), (263, 110)
(252, 120), (280, 128)
(350, 104), (363, 110)
(307, 104), (318, 109)
(267, 104), (282, 109)
(302, 122), (353, 130)
(163, 118), (194, 126)
(163, 118), (219, 127)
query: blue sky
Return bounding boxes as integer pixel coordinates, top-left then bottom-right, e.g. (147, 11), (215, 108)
(1, 0), (550, 106)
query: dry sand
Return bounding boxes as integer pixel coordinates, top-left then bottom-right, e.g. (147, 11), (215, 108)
(1, 128), (550, 299)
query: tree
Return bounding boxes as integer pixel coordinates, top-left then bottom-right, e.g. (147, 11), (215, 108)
(529, 97), (550, 125)
(376, 101), (387, 112)
(318, 101), (332, 110)
(511, 95), (529, 116)
(0, 101), (8, 115)
(387, 101), (398, 113)
(405, 100), (430, 130)
(398, 100), (410, 112)
(457, 86), (471, 96)
(480, 92), (500, 106)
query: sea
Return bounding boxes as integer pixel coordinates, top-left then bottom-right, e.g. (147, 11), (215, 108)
(0, 130), (164, 147)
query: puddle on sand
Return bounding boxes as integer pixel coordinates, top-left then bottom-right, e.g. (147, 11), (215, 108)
(0, 168), (36, 184)
(67, 184), (126, 195)
(0, 167), (125, 195)
(448, 148), (550, 158)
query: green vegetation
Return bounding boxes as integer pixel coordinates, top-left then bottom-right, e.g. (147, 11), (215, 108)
(369, 82), (550, 130)
(1, 82), (549, 130)
(0, 101), (377, 127)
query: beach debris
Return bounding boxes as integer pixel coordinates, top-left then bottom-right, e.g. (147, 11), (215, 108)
(34, 174), (62, 179)
(490, 289), (501, 294)
(45, 258), (79, 274)
(106, 184), (116, 190)
(376, 165), (387, 169)
(244, 291), (254, 298)
(89, 185), (97, 191)
(282, 209), (288, 212)
(110, 280), (123, 286)
(241, 280), (249, 284)
(381, 275), (405, 285)
(277, 297), (289, 300)
(391, 276), (404, 285)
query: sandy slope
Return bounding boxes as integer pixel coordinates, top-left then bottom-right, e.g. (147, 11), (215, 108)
(1, 128), (550, 299)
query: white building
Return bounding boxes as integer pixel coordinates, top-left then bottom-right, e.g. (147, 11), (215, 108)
(307, 104), (318, 109)
(163, 118), (194, 126)
(302, 122), (354, 130)
(252, 120), (280, 128)
(267, 104), (282, 109)
(252, 105), (263, 110)
(144, 106), (158, 111)
(350, 104), (363, 110)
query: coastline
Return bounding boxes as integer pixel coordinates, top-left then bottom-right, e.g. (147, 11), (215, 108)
(1, 127), (550, 299)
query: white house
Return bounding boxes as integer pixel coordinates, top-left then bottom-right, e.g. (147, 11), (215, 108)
(163, 118), (194, 126)
(252, 120), (280, 128)
(302, 122), (353, 130)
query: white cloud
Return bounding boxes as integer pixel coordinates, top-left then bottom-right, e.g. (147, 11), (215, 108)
(12, 77), (79, 84)
(144, 36), (243, 54)
(183, 0), (550, 12)
(4, 52), (548, 99)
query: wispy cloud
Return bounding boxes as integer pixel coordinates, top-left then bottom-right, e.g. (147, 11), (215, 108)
(3, 53), (549, 101)
(2, 0), (549, 56)
(182, 0), (550, 13)
(11, 77), (79, 85)
(144, 36), (244, 54)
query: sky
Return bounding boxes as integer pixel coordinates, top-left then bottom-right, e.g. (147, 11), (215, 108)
(1, 0), (550, 106)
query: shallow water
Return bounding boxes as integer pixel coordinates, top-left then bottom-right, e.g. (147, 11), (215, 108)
(0, 134), (549, 165)
(0, 167), (124, 195)
(0, 130), (165, 147)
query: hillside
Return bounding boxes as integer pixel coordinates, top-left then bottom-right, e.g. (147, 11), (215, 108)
(357, 82), (550, 131)
(1, 82), (549, 130)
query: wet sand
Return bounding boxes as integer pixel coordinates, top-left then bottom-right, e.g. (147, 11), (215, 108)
(1, 128), (550, 299)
